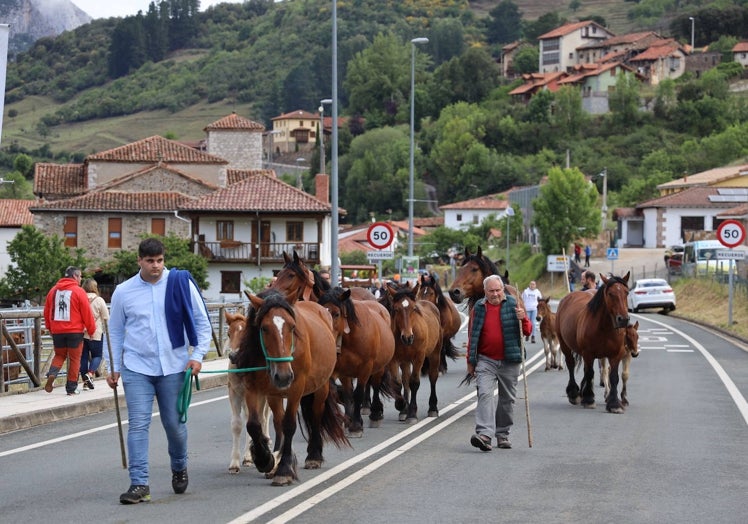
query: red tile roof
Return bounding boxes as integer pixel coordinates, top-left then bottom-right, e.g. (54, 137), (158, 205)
(272, 109), (319, 121)
(33, 163), (87, 195)
(226, 168), (276, 185)
(0, 199), (34, 226)
(179, 172), (332, 213)
(30, 191), (193, 212)
(629, 40), (682, 61)
(658, 164), (748, 190)
(204, 113), (265, 131)
(538, 21), (603, 40)
(637, 187), (736, 209)
(732, 42), (748, 53)
(86, 135), (228, 164)
(440, 193), (511, 211)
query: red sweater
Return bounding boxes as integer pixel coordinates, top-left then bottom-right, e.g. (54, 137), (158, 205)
(44, 277), (97, 336)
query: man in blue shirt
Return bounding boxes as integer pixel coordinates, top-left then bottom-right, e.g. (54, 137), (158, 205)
(106, 238), (212, 504)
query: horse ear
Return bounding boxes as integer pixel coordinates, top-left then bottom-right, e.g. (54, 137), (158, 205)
(464, 246), (471, 257)
(412, 283), (421, 297)
(293, 250), (301, 263)
(632, 320), (639, 329)
(248, 293), (264, 310)
(283, 251), (292, 264)
(622, 271), (631, 284)
(341, 288), (351, 301)
(477, 245), (483, 257)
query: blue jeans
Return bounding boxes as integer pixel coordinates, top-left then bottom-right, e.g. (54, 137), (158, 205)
(80, 338), (103, 376)
(121, 366), (187, 486)
(525, 309), (537, 338)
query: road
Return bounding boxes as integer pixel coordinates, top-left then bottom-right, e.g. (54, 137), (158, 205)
(1, 311), (747, 523)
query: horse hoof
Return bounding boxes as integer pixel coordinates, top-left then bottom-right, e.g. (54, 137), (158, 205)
(369, 419), (382, 428)
(606, 405), (625, 414)
(347, 429), (363, 438)
(427, 410), (438, 417)
(406, 417), (418, 425)
(242, 458), (253, 467)
(228, 466), (240, 474)
(271, 475), (294, 486)
(361, 407), (371, 416)
(582, 402), (596, 409)
(398, 412), (407, 422)
(304, 459), (323, 470)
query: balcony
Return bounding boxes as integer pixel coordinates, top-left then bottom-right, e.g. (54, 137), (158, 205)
(194, 240), (320, 265)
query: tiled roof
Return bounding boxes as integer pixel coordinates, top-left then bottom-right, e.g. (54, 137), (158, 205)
(0, 199), (34, 226)
(538, 21), (603, 40)
(509, 72), (566, 95)
(658, 164), (748, 190)
(226, 168), (276, 186)
(629, 40), (682, 61)
(717, 204), (748, 218)
(440, 193), (511, 211)
(578, 31), (659, 50)
(86, 135), (228, 164)
(637, 187), (736, 208)
(179, 172), (332, 213)
(33, 163), (87, 195)
(732, 42), (748, 53)
(272, 109), (318, 121)
(30, 191), (193, 212)
(204, 113), (265, 132)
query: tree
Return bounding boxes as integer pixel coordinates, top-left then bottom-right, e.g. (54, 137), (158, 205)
(553, 85), (587, 139)
(0, 171), (34, 199)
(609, 72), (641, 127)
(13, 154), (34, 177)
(486, 1), (523, 45)
(99, 233), (209, 289)
(0, 225), (89, 305)
(512, 46), (539, 74)
(533, 167), (600, 255)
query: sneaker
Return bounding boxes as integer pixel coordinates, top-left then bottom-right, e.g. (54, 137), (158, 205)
(470, 434), (492, 452)
(67, 389), (81, 396)
(497, 436), (512, 449)
(172, 468), (188, 494)
(531, 336), (536, 344)
(120, 485), (151, 504)
(82, 374), (95, 390)
(44, 375), (55, 393)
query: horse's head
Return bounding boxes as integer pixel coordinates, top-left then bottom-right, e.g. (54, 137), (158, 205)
(536, 297), (552, 322)
(449, 246), (499, 307)
(594, 271), (631, 329)
(388, 284), (420, 345)
(224, 310), (247, 364)
(318, 287), (357, 349)
(418, 273), (443, 306)
(247, 291), (297, 390)
(272, 251), (321, 303)
(626, 320), (640, 358)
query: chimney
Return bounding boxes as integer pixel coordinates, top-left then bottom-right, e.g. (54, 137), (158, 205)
(315, 173), (329, 203)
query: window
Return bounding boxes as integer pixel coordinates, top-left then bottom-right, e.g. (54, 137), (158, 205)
(472, 215), (480, 225)
(221, 271), (241, 294)
(63, 216), (77, 247)
(152, 218), (165, 236)
(287, 221), (303, 242)
(456, 213), (463, 222)
(217, 221), (234, 241)
(108, 218), (122, 248)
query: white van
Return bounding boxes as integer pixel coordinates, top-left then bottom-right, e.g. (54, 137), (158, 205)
(682, 240), (732, 276)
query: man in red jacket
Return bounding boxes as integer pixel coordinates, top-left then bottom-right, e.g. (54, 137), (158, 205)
(43, 266), (97, 395)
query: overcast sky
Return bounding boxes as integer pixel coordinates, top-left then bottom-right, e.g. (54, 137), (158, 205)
(72, 1), (242, 20)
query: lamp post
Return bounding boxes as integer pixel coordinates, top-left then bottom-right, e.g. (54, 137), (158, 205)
(689, 16), (695, 50)
(319, 98), (332, 174)
(408, 36), (428, 257)
(296, 157), (305, 189)
(330, 0), (340, 286)
(505, 206), (515, 272)
(600, 168), (608, 232)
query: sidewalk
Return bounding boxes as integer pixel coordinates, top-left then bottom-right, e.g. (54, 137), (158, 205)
(0, 357), (231, 435)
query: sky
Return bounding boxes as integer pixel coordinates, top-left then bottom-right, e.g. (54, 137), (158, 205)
(71, 1), (242, 20)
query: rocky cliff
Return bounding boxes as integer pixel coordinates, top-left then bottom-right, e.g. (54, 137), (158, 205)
(0, 0), (91, 52)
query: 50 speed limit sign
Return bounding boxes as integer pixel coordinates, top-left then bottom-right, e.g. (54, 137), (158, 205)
(367, 222), (394, 250)
(717, 219), (746, 249)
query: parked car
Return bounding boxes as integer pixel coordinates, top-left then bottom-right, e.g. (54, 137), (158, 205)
(627, 278), (676, 313)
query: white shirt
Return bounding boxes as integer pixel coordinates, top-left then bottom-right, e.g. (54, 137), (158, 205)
(521, 287), (542, 310)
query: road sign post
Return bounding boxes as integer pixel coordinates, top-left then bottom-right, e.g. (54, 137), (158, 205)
(716, 220), (746, 326)
(606, 247), (619, 274)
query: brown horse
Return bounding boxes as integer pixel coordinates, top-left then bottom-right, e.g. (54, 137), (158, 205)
(317, 287), (396, 437)
(555, 272), (631, 413)
(385, 283), (443, 423)
(448, 246), (520, 311)
(602, 321), (640, 407)
(224, 311), (272, 474)
(536, 297), (563, 371)
(236, 291), (349, 485)
(417, 273), (461, 372)
(273, 251), (375, 303)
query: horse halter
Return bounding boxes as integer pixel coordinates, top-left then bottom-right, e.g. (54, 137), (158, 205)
(258, 328), (295, 364)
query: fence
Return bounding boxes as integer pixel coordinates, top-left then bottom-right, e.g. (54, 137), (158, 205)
(0, 302), (245, 394)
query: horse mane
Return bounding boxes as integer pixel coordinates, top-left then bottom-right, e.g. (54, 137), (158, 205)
(586, 275), (629, 315)
(318, 286), (361, 327)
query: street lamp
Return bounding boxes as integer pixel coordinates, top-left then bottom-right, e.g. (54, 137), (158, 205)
(319, 98), (332, 174)
(408, 36), (428, 257)
(599, 168), (608, 232)
(689, 16), (695, 50)
(296, 157), (305, 189)
(505, 206), (515, 272)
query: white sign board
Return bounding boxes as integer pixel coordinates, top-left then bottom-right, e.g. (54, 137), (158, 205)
(366, 250), (394, 261)
(716, 250), (746, 260)
(546, 255), (570, 272)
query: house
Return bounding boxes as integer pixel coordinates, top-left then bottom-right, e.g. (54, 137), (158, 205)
(0, 199), (34, 276)
(508, 72), (566, 103)
(440, 192), (513, 230)
(732, 42), (748, 67)
(628, 39), (687, 85)
(270, 109), (321, 155)
(499, 41), (532, 79)
(538, 21), (614, 74)
(30, 113), (335, 301)
(577, 31), (663, 66)
(557, 61), (643, 113)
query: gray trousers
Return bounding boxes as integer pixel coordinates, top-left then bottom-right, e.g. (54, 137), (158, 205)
(474, 355), (520, 440)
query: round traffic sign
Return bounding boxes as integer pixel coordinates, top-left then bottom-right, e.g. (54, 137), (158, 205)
(717, 219), (746, 249)
(367, 222), (394, 249)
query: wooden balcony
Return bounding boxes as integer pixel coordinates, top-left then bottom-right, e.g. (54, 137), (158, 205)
(194, 241), (320, 265)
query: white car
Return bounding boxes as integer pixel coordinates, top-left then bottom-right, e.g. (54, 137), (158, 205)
(627, 278), (676, 313)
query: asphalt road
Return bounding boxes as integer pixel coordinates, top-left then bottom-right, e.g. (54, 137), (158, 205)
(1, 310), (746, 523)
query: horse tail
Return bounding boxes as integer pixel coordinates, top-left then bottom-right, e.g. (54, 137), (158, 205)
(372, 367), (397, 400)
(300, 380), (351, 449)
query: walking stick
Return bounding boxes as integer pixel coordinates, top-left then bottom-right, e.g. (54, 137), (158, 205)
(519, 314), (533, 448)
(104, 319), (127, 469)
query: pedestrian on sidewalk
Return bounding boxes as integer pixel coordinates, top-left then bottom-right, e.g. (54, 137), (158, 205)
(521, 281), (542, 344)
(105, 238), (212, 505)
(80, 278), (109, 390)
(466, 275), (532, 452)
(584, 244), (591, 267)
(43, 266), (97, 396)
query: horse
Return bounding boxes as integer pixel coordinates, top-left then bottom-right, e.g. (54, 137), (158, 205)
(448, 246), (519, 311)
(602, 321), (640, 407)
(417, 273), (461, 373)
(384, 283), (443, 423)
(224, 310), (272, 474)
(317, 287), (396, 437)
(272, 251), (375, 303)
(236, 291), (350, 485)
(536, 297), (563, 371)
(555, 272), (631, 413)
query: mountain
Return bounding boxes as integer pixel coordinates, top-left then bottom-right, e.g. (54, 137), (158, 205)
(0, 0), (91, 52)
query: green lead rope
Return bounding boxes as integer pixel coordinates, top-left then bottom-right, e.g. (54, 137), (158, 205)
(178, 369), (200, 423)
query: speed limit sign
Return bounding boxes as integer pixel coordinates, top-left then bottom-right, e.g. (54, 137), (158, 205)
(717, 219), (746, 249)
(367, 222), (394, 250)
